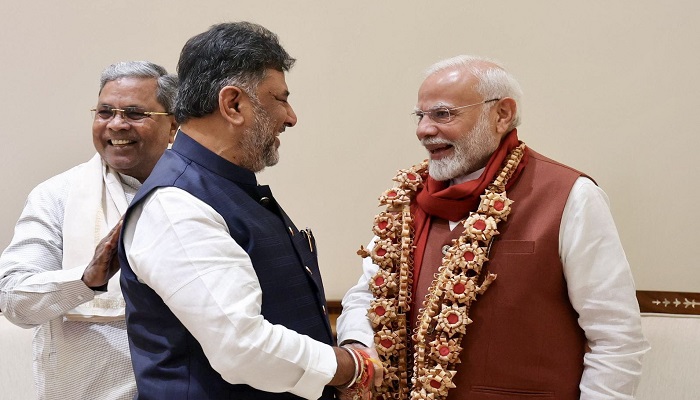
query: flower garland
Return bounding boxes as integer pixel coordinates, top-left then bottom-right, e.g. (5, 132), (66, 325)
(358, 143), (526, 399)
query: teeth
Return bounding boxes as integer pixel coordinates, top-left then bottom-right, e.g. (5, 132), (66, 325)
(111, 139), (134, 145)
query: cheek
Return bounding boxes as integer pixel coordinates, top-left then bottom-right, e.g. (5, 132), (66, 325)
(441, 126), (466, 143)
(273, 107), (290, 125)
(92, 124), (106, 147)
(139, 124), (169, 144)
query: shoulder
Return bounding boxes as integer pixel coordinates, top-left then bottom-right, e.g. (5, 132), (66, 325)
(136, 186), (226, 224)
(23, 155), (102, 217)
(567, 176), (610, 209)
(526, 148), (596, 184)
(26, 162), (85, 202)
(27, 156), (98, 199)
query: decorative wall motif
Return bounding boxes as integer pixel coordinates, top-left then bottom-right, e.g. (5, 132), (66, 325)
(635, 291), (700, 315)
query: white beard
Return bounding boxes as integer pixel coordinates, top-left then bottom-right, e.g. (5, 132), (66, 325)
(425, 110), (500, 181)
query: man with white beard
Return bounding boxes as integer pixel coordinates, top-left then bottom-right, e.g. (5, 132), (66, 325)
(337, 55), (649, 399)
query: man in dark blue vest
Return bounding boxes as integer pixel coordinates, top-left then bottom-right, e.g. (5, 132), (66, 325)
(118, 22), (378, 399)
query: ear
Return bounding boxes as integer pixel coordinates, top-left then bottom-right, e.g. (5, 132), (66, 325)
(494, 97), (517, 136)
(218, 86), (246, 126)
(167, 116), (178, 144)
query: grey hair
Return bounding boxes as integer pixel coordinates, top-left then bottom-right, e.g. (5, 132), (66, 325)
(425, 55), (523, 129)
(99, 61), (178, 113)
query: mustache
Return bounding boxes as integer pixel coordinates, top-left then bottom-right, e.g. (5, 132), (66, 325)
(421, 137), (454, 147)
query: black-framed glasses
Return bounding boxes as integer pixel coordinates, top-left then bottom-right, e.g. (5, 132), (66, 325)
(91, 107), (171, 123)
(411, 98), (500, 125)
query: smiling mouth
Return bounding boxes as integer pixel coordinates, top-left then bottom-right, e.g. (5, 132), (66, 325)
(426, 143), (453, 154)
(110, 139), (136, 146)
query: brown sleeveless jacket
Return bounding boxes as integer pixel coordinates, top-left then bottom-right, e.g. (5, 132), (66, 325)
(413, 150), (588, 399)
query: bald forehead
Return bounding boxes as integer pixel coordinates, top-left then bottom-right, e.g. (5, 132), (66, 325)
(425, 67), (472, 87)
(418, 67), (479, 106)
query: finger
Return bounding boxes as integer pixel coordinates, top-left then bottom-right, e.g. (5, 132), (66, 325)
(109, 217), (125, 234)
(100, 220), (124, 253)
(91, 220), (123, 266)
(106, 219), (124, 243)
(362, 348), (383, 387)
(373, 361), (384, 387)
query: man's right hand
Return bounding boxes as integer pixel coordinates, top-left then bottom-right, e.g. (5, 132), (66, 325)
(336, 344), (383, 400)
(81, 219), (123, 290)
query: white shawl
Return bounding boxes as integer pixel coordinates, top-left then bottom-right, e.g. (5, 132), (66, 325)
(62, 154), (129, 321)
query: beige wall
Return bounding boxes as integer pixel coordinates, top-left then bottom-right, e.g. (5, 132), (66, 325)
(1, 1), (698, 299)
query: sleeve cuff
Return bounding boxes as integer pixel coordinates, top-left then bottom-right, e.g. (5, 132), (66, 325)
(290, 341), (336, 399)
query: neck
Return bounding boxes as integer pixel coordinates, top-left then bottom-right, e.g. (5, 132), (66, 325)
(450, 167), (486, 186)
(180, 118), (244, 165)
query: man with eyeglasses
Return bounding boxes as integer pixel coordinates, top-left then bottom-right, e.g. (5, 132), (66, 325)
(337, 55), (649, 399)
(0, 61), (177, 399)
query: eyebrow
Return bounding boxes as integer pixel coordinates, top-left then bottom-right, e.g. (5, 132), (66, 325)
(97, 104), (147, 110)
(414, 102), (451, 112)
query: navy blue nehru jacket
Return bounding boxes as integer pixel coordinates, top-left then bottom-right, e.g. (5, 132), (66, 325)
(118, 131), (336, 400)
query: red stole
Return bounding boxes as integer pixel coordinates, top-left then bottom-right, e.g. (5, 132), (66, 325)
(411, 129), (529, 287)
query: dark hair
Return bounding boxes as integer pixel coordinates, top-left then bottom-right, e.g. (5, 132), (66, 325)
(99, 61), (178, 113)
(174, 21), (295, 124)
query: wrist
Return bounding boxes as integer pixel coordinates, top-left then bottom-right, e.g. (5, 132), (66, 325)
(81, 274), (107, 291)
(337, 346), (361, 389)
(335, 345), (379, 396)
(330, 346), (355, 387)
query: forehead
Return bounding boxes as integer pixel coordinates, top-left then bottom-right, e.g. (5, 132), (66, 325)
(97, 77), (161, 108)
(417, 68), (479, 108)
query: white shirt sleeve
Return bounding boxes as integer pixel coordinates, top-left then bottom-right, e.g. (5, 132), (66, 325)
(560, 177), (650, 399)
(0, 175), (95, 327)
(336, 238), (378, 347)
(123, 187), (336, 400)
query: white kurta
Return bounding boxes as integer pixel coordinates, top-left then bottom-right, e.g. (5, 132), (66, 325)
(0, 154), (139, 400)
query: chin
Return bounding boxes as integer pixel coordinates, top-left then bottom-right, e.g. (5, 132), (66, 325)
(104, 159), (133, 172)
(428, 158), (460, 181)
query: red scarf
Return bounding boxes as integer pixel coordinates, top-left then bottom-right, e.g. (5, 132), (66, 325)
(411, 129), (528, 282)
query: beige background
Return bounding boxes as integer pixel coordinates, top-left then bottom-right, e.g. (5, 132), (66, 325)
(1, 1), (698, 300)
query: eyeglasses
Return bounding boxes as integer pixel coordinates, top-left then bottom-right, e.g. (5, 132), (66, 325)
(411, 98), (500, 124)
(91, 107), (171, 123)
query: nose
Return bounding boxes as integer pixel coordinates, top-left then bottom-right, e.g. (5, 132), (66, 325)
(284, 105), (298, 128)
(106, 112), (130, 130)
(415, 117), (437, 141)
